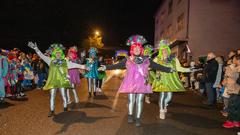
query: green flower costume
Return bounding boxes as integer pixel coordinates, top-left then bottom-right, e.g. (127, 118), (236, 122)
(152, 57), (189, 92)
(152, 41), (190, 92)
(43, 60), (72, 90)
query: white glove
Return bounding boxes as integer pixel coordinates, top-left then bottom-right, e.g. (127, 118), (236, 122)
(170, 68), (176, 72)
(28, 41), (38, 50)
(98, 65), (106, 71)
(190, 68), (202, 72)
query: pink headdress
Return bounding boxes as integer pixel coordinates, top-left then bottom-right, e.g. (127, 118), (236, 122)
(126, 35), (147, 56)
(67, 46), (78, 60)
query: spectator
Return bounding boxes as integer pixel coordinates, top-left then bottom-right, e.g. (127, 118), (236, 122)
(190, 61), (196, 90)
(36, 59), (48, 89)
(213, 56), (224, 102)
(222, 54), (240, 128)
(203, 52), (219, 106)
(237, 49), (240, 55)
(227, 51), (236, 65)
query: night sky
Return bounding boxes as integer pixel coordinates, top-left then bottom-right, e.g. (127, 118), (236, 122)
(1, 0), (162, 52)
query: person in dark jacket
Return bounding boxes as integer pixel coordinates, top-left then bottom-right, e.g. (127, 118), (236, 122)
(203, 52), (219, 106)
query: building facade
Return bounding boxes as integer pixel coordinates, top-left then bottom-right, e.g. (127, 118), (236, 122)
(154, 0), (240, 62)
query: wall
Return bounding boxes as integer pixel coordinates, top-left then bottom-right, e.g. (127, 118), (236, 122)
(188, 0), (240, 58)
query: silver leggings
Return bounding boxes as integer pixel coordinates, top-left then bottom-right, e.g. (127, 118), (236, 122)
(159, 92), (172, 111)
(66, 83), (79, 103)
(50, 88), (67, 111)
(128, 93), (145, 118)
(87, 78), (96, 93)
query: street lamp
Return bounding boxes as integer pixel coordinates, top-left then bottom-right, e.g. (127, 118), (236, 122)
(95, 31), (100, 36)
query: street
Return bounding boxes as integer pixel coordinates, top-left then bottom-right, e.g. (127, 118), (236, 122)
(0, 74), (239, 135)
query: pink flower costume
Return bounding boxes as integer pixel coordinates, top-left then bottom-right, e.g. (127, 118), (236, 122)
(118, 58), (151, 94)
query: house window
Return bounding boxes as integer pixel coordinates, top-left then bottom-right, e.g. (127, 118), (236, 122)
(168, 0), (173, 15)
(177, 13), (184, 32)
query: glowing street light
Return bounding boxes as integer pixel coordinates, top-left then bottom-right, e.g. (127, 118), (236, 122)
(95, 31), (100, 36)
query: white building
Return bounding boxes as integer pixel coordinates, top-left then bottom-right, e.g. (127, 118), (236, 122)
(154, 0), (240, 62)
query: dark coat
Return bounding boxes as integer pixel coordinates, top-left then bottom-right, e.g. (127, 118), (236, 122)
(203, 58), (219, 83)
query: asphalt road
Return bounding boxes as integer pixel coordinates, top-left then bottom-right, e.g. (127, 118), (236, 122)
(0, 74), (239, 135)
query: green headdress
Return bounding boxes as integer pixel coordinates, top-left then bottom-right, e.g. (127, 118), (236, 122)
(45, 43), (66, 60)
(157, 40), (171, 59)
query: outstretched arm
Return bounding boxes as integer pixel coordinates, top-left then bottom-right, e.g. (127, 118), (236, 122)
(175, 58), (190, 73)
(67, 61), (85, 69)
(149, 59), (173, 73)
(28, 42), (51, 66)
(105, 58), (127, 70)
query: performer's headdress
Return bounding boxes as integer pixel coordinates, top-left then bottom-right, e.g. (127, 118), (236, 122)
(143, 44), (153, 57)
(67, 46), (78, 60)
(45, 43), (66, 60)
(126, 35), (147, 56)
(88, 47), (98, 57)
(158, 40), (171, 59)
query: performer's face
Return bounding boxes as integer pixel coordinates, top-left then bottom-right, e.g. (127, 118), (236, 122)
(91, 55), (95, 59)
(68, 52), (73, 59)
(56, 52), (61, 59)
(133, 46), (141, 56)
(162, 49), (168, 58)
